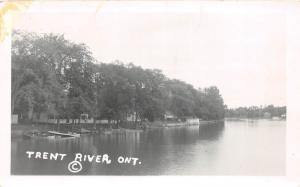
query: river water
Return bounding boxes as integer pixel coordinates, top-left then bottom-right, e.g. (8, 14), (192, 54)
(11, 119), (285, 175)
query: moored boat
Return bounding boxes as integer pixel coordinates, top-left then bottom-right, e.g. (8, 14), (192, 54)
(23, 130), (55, 139)
(48, 131), (80, 138)
(101, 129), (113, 135)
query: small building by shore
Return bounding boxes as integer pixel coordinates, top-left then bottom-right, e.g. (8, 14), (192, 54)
(183, 117), (200, 124)
(164, 111), (177, 121)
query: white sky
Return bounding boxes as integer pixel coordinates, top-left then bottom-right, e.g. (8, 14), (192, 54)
(13, 1), (286, 108)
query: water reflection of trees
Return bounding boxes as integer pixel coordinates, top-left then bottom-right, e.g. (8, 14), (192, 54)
(198, 122), (225, 141)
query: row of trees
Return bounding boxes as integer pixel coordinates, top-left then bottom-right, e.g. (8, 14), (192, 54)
(12, 30), (225, 125)
(225, 105), (286, 119)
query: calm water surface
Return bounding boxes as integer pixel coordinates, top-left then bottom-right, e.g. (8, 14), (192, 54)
(11, 119), (285, 175)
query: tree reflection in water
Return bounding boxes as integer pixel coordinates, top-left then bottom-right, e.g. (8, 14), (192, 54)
(198, 122), (225, 141)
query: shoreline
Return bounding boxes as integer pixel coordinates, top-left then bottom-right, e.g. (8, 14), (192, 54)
(11, 119), (225, 137)
(144, 119), (224, 128)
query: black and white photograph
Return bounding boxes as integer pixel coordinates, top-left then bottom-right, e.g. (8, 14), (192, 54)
(4, 1), (290, 177)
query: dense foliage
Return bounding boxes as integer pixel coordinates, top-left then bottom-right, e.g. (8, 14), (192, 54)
(225, 105), (286, 119)
(12, 31), (225, 124)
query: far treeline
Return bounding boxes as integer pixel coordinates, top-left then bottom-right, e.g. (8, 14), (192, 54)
(225, 105), (286, 119)
(12, 30), (225, 125)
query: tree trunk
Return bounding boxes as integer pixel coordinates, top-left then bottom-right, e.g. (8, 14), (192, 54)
(57, 118), (60, 132)
(135, 112), (139, 129)
(93, 117), (96, 130)
(28, 107), (34, 122)
(79, 118), (81, 130)
(117, 119), (120, 129)
(71, 119), (74, 133)
(108, 119), (111, 129)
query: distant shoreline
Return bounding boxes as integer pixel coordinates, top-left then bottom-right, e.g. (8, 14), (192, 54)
(225, 117), (286, 121)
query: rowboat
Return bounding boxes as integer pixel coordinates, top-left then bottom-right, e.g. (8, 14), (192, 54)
(48, 131), (80, 138)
